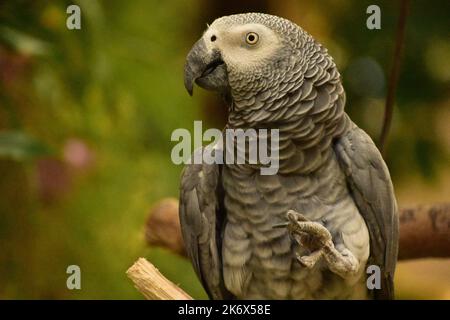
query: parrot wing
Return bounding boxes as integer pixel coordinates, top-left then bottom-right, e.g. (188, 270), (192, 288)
(179, 147), (232, 300)
(334, 123), (399, 300)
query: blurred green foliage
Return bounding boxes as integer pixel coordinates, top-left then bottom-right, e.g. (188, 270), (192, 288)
(0, 0), (206, 299)
(0, 131), (51, 160)
(0, 0), (448, 299)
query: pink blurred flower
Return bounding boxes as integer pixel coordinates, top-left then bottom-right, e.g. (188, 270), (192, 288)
(63, 138), (95, 170)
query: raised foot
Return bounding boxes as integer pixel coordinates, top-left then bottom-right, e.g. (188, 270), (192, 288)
(276, 210), (360, 279)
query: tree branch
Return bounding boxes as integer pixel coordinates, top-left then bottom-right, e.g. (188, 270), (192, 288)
(145, 198), (450, 260)
(126, 257), (192, 300)
(398, 203), (450, 259)
(379, 0), (410, 155)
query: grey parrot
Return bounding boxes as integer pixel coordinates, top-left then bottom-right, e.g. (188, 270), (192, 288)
(180, 13), (399, 300)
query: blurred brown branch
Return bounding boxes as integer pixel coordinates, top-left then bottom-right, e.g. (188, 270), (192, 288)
(126, 257), (192, 300)
(379, 0), (410, 155)
(145, 198), (450, 260)
(398, 203), (450, 259)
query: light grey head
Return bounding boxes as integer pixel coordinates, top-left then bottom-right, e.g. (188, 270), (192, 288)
(184, 13), (343, 125)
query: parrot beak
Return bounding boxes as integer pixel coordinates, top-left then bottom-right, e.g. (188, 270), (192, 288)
(184, 39), (227, 96)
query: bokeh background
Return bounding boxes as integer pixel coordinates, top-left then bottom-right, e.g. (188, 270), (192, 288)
(0, 0), (449, 299)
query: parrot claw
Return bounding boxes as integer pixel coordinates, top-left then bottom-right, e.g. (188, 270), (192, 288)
(296, 250), (323, 269)
(285, 210), (360, 277)
(286, 210), (308, 222)
(284, 210), (332, 247)
(272, 222), (290, 229)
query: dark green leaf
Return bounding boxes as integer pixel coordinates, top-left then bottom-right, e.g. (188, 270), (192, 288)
(0, 131), (51, 161)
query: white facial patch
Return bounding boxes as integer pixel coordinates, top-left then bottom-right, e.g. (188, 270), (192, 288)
(204, 23), (282, 72)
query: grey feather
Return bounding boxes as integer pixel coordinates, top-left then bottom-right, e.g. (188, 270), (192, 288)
(334, 122), (399, 299)
(179, 147), (232, 299)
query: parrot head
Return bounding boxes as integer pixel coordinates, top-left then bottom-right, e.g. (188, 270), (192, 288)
(184, 13), (343, 128)
(184, 13), (286, 95)
(184, 13), (328, 99)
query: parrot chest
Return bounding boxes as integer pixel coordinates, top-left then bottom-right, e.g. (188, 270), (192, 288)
(221, 156), (370, 299)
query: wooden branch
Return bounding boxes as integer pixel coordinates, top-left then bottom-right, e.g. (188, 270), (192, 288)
(126, 257), (192, 300)
(145, 198), (185, 256)
(146, 198), (450, 260)
(398, 203), (450, 259)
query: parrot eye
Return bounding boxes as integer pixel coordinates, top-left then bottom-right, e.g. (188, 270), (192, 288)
(210, 35), (217, 42)
(245, 32), (259, 45)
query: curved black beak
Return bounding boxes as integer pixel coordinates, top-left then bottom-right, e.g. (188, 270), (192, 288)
(184, 39), (226, 96)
